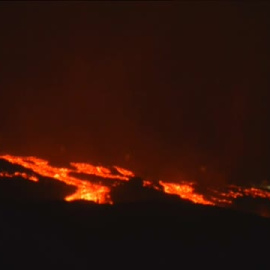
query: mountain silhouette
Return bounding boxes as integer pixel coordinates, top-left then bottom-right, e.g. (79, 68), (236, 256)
(0, 158), (270, 269)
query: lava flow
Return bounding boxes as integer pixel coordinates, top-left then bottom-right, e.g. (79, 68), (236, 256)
(1, 154), (270, 214)
(159, 181), (214, 205)
(0, 171), (38, 182)
(0, 154), (134, 203)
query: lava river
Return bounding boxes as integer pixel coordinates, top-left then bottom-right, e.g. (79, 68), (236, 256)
(1, 154), (270, 214)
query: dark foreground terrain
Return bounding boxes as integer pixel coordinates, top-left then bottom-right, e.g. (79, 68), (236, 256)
(0, 200), (269, 269)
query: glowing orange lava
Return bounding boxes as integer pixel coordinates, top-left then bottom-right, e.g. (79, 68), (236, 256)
(1, 154), (270, 212)
(0, 154), (133, 204)
(114, 166), (135, 178)
(0, 171), (38, 182)
(209, 185), (270, 205)
(159, 181), (214, 205)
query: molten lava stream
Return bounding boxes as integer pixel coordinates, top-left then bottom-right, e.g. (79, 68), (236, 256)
(1, 154), (270, 210)
(0, 155), (134, 204)
(159, 181), (214, 205)
(0, 171), (38, 182)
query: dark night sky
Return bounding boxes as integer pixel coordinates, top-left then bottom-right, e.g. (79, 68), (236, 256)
(0, 2), (269, 186)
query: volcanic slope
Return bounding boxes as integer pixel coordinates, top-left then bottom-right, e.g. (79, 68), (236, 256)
(0, 200), (270, 269)
(0, 159), (270, 269)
